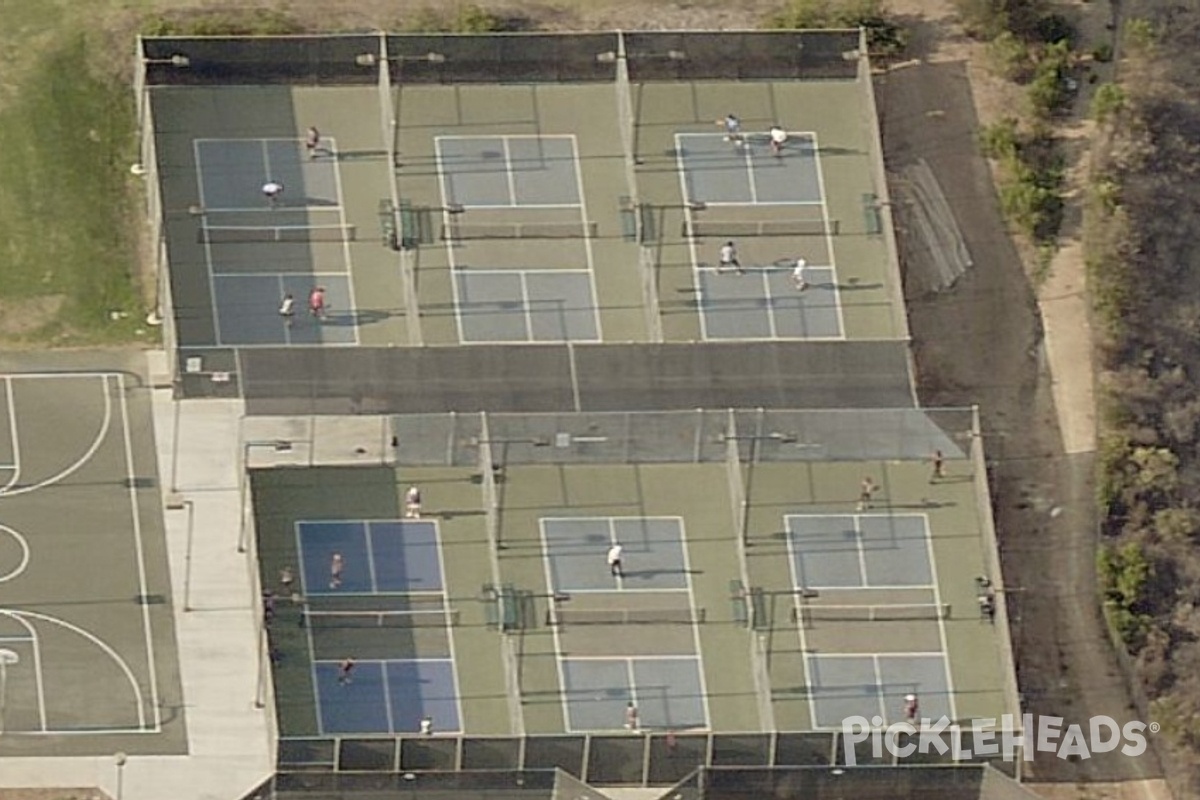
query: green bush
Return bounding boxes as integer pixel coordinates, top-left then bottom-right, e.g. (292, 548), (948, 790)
(1098, 541), (1154, 650)
(952, 0), (1010, 39)
(766, 0), (908, 57)
(979, 118), (1020, 160)
(1092, 42), (1113, 63)
(989, 31), (1032, 81)
(1091, 83), (1126, 123)
(1123, 18), (1155, 53)
(1028, 39), (1074, 118)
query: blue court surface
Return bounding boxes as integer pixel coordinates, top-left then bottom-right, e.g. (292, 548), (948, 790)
(698, 265), (842, 340)
(212, 273), (357, 346)
(560, 657), (708, 732)
(296, 520), (444, 595)
(676, 132), (823, 206)
(314, 658), (461, 735)
(786, 514), (934, 590)
(454, 270), (600, 343)
(541, 517), (690, 592)
(195, 137), (340, 210)
(437, 135), (582, 207)
(806, 653), (954, 729)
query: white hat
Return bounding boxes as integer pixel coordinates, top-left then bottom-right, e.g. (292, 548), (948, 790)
(905, 694), (916, 701)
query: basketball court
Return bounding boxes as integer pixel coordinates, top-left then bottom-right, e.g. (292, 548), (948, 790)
(0, 369), (185, 756)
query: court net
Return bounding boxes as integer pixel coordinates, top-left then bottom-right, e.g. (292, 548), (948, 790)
(200, 224), (358, 243)
(301, 607), (459, 629)
(683, 219), (838, 238)
(443, 220), (597, 241)
(793, 603), (950, 627)
(548, 606), (704, 626)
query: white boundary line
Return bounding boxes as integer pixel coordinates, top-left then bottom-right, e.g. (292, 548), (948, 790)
(431, 520), (467, 734)
(261, 139), (273, 184)
(810, 131), (847, 339)
(328, 136), (362, 347)
(363, 522), (380, 593)
(783, 521), (819, 728)
(744, 144), (759, 204)
(678, 516), (713, 730)
(538, 519), (574, 731)
(923, 514), (959, 723)
(1, 376), (20, 492)
(379, 659), (396, 733)
(569, 134), (605, 341)
(852, 515), (871, 586)
(674, 133), (711, 342)
(117, 373), (162, 730)
(502, 137), (518, 206)
(294, 522), (327, 736)
(566, 653), (701, 662)
(192, 139), (224, 344)
(435, 140), (469, 345)
(786, 513), (938, 591)
(518, 273), (535, 341)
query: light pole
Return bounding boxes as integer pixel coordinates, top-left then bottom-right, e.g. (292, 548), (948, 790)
(114, 752), (128, 800)
(237, 440), (293, 553)
(169, 499), (197, 612)
(0, 648), (18, 735)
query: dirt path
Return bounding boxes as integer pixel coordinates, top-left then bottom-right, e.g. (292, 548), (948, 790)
(879, 0), (1170, 795)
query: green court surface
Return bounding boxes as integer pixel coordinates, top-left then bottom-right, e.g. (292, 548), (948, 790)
(251, 411), (1014, 749)
(150, 40), (904, 359)
(0, 358), (185, 756)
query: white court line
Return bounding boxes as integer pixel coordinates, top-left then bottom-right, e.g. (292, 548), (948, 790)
(922, 515), (959, 723)
(678, 516), (713, 730)
(379, 660), (396, 733)
(852, 516), (871, 588)
(435, 140), (469, 345)
(675, 134), (711, 342)
(363, 522), (380, 593)
(783, 520), (819, 729)
(277, 275), (292, 346)
(0, 614), (46, 731)
(0, 523), (31, 584)
(261, 139), (272, 185)
(198, 205), (346, 214)
(519, 273), (535, 342)
(810, 131), (847, 339)
(434, 133), (579, 141)
(569, 134), (605, 341)
(501, 137), (518, 206)
(539, 519), (575, 731)
(607, 519), (622, 591)
(313, 657), (457, 664)
(118, 374), (162, 730)
(744, 143), (759, 204)
(431, 521), (467, 734)
(6, 609), (153, 732)
(462, 268), (593, 276)
(193, 139), (225, 344)
(295, 521), (327, 736)
(327, 136), (362, 346)
(566, 653), (700, 662)
(2, 376), (20, 492)
(0, 375), (111, 498)
(181, 341), (359, 351)
(872, 654), (889, 722)
(216, 270), (357, 280)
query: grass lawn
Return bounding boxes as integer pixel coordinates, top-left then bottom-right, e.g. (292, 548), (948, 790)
(0, 0), (778, 346)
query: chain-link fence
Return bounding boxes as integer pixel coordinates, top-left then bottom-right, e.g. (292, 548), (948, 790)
(141, 32), (861, 88)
